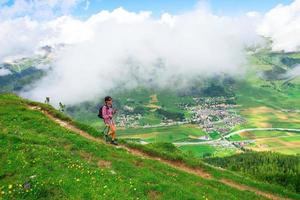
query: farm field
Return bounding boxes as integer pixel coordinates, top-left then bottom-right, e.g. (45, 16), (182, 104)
(246, 135), (300, 155)
(228, 129), (300, 155)
(236, 106), (300, 129)
(118, 124), (207, 143)
(229, 130), (299, 141)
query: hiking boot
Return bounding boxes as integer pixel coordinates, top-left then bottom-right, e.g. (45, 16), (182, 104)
(110, 140), (118, 145)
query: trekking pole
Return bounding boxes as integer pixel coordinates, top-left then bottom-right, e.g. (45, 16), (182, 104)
(102, 125), (110, 142)
(102, 125), (108, 134)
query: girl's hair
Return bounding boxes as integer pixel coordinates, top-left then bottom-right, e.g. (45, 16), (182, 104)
(104, 96), (112, 102)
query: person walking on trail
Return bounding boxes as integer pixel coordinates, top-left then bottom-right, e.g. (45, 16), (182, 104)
(102, 96), (118, 145)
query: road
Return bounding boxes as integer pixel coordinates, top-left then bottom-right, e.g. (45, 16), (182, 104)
(224, 128), (300, 138)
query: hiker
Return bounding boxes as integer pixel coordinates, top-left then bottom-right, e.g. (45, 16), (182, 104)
(102, 96), (118, 145)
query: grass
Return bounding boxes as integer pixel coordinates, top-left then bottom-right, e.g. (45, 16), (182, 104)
(209, 131), (221, 140)
(123, 141), (300, 199)
(178, 145), (216, 158)
(235, 73), (300, 110)
(246, 137), (300, 155)
(237, 106), (300, 129)
(230, 131), (299, 141)
(228, 130), (300, 155)
(1, 93), (284, 200)
(280, 135), (300, 142)
(173, 144), (237, 159)
(204, 151), (300, 193)
(118, 125), (207, 143)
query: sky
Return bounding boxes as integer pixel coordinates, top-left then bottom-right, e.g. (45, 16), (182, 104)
(0, 0), (300, 105)
(0, 0), (295, 19)
(73, 0), (295, 18)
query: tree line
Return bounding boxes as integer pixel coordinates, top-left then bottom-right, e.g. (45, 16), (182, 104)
(204, 152), (300, 193)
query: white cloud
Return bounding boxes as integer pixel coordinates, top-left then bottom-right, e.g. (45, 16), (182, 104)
(1, 1), (299, 106)
(44, 16), (94, 45)
(0, 17), (45, 61)
(246, 11), (261, 18)
(0, 14), (91, 62)
(21, 7), (260, 105)
(258, 0), (300, 52)
(0, 68), (11, 76)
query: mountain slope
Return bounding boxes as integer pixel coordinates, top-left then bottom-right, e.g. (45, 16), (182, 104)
(0, 94), (299, 199)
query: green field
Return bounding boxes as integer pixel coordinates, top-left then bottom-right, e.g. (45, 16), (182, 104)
(179, 145), (216, 157)
(178, 145), (237, 158)
(118, 125), (207, 143)
(228, 130), (300, 155)
(229, 131), (299, 141)
(246, 136), (300, 155)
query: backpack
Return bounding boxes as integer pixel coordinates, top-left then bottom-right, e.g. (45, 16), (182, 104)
(98, 105), (104, 119)
(98, 105), (109, 119)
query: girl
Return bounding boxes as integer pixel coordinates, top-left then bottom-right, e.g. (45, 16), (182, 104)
(102, 96), (118, 145)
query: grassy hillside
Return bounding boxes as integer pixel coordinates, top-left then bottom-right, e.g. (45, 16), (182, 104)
(0, 67), (45, 93)
(1, 94), (300, 199)
(0, 94), (275, 199)
(0, 55), (50, 93)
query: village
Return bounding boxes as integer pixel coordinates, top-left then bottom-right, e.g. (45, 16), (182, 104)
(182, 97), (246, 135)
(115, 113), (189, 128)
(115, 96), (246, 138)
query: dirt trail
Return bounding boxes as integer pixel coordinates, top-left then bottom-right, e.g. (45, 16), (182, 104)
(220, 179), (290, 200)
(28, 105), (293, 200)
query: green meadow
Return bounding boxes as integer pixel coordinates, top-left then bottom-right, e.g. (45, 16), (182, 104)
(0, 94), (278, 200)
(229, 130), (299, 141)
(118, 125), (207, 143)
(1, 94), (300, 199)
(178, 145), (237, 158)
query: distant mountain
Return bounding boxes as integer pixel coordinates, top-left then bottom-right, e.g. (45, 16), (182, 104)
(0, 46), (54, 93)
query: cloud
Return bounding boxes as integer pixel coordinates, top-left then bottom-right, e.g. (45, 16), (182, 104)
(0, 15), (92, 62)
(0, 68), (11, 76)
(21, 7), (260, 105)
(246, 11), (261, 18)
(286, 65), (300, 77)
(258, 0), (300, 52)
(1, 1), (300, 106)
(0, 0), (91, 61)
(0, 17), (45, 61)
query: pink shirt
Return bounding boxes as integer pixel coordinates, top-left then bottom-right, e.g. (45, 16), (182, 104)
(102, 105), (114, 124)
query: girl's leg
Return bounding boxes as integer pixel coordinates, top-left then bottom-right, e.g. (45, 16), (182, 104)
(109, 124), (116, 140)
